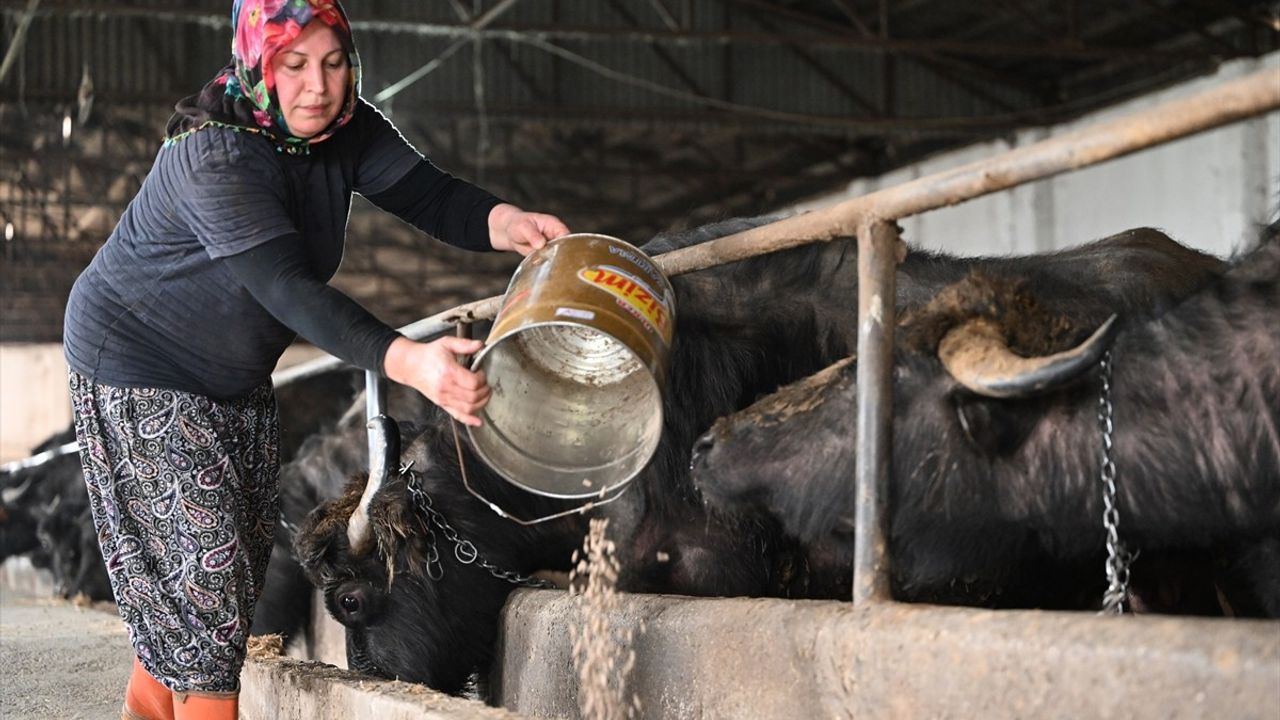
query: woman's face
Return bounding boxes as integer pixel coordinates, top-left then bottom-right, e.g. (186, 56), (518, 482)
(270, 21), (348, 139)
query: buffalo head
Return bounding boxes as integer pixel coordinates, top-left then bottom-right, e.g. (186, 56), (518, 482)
(689, 228), (1277, 611)
(294, 416), (585, 692)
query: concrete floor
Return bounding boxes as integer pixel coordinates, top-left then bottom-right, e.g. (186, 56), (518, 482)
(0, 558), (522, 720)
(0, 576), (132, 720)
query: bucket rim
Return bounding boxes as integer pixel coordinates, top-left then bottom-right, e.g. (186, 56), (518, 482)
(546, 232), (651, 256)
(470, 319), (664, 381)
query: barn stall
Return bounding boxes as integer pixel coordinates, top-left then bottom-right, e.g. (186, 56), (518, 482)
(2, 2), (1278, 719)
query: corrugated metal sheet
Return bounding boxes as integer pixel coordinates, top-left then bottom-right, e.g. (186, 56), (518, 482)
(2, 0), (1041, 119)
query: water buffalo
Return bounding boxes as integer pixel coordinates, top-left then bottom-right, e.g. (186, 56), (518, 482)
(691, 221), (1277, 615)
(251, 381), (432, 642)
(33, 494), (112, 600)
(1, 426), (81, 563)
(296, 412), (586, 691)
(293, 218), (1232, 693)
(0, 426), (111, 600)
(250, 421), (370, 641)
(293, 215), (871, 689)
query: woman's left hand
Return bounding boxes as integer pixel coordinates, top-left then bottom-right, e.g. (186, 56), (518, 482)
(488, 203), (570, 256)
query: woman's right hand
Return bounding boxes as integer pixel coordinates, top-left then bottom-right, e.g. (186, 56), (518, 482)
(383, 335), (490, 427)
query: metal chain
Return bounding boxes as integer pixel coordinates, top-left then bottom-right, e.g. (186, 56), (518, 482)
(402, 464), (556, 589)
(1098, 350), (1138, 615)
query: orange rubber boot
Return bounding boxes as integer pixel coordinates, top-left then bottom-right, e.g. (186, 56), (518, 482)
(172, 691), (238, 720)
(121, 657), (174, 720)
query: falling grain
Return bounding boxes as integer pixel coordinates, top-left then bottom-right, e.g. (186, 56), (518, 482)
(568, 518), (641, 720)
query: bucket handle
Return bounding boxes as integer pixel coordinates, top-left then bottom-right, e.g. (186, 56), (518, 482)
(450, 321), (630, 525)
(449, 420), (631, 526)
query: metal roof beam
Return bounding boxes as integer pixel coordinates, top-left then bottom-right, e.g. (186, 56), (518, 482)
(0, 93), (1015, 137)
(645, 0), (682, 33)
(719, 0), (1047, 105)
(603, 0), (709, 96)
(1132, 0), (1245, 58)
(728, 0), (883, 116)
(0, 1), (1221, 62)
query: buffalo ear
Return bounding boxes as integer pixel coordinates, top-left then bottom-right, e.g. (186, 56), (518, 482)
(294, 474), (368, 582)
(367, 476), (435, 583)
(293, 505), (342, 586)
(951, 393), (1036, 457)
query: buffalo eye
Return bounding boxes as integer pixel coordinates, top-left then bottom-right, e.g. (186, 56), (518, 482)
(331, 581), (377, 626)
(951, 393), (1035, 457)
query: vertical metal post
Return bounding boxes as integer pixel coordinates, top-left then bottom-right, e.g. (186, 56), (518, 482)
(365, 369), (389, 472)
(852, 219), (900, 605)
(365, 370), (388, 421)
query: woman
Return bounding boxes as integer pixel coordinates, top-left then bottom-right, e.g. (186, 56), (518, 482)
(63, 2), (568, 718)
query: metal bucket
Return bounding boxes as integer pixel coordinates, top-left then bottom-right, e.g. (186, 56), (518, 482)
(467, 233), (676, 500)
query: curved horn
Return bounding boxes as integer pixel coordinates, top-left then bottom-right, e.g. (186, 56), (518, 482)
(1, 475), (36, 505)
(346, 415), (401, 555)
(938, 315), (1119, 398)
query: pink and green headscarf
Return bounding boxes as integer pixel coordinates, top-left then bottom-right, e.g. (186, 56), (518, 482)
(166, 0), (361, 152)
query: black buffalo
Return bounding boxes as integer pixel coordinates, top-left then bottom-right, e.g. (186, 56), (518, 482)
(293, 215), (871, 690)
(33, 494), (112, 600)
(296, 413), (587, 692)
(1, 425), (80, 563)
(293, 218), (1232, 693)
(251, 382), (432, 642)
(0, 368), (361, 610)
(0, 425), (112, 600)
(691, 222), (1278, 615)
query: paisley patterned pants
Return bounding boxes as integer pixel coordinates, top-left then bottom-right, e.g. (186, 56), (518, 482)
(68, 372), (279, 692)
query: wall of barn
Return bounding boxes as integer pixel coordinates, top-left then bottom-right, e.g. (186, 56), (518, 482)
(0, 344), (328, 463)
(785, 52), (1280, 259)
(0, 345), (73, 462)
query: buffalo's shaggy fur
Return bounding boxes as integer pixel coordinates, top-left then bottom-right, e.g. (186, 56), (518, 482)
(295, 414), (587, 692)
(252, 382), (433, 641)
(0, 426), (112, 600)
(693, 223), (1278, 615)
(250, 422), (369, 639)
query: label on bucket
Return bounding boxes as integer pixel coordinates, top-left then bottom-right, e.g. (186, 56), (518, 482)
(578, 265), (673, 340)
(555, 307), (596, 321)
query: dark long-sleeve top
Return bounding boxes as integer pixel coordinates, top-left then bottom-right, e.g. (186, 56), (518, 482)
(64, 99), (501, 400)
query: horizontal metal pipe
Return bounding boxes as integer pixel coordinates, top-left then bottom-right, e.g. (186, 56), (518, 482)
(660, 66), (1280, 275)
(0, 441), (77, 474)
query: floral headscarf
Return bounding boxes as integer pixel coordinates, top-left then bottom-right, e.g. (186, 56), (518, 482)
(166, 0), (361, 153)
